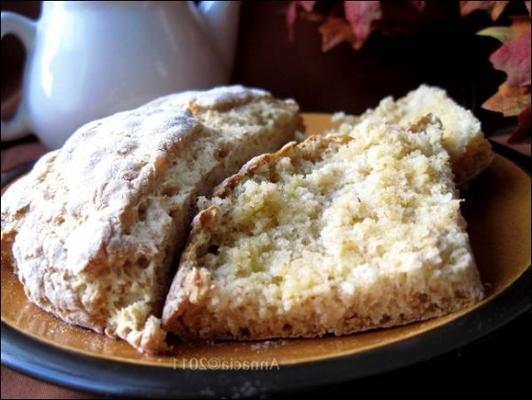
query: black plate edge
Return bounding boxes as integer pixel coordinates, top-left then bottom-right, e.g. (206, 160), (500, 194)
(489, 140), (531, 175)
(2, 269), (529, 399)
(1, 142), (531, 398)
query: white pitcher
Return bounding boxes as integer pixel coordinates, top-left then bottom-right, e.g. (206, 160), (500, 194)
(1, 1), (240, 149)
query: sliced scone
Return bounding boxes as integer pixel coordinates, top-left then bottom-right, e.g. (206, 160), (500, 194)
(0, 86), (302, 353)
(162, 116), (484, 340)
(334, 85), (494, 184)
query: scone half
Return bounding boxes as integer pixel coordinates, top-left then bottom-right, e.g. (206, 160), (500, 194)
(1, 86), (302, 353)
(163, 116), (485, 340)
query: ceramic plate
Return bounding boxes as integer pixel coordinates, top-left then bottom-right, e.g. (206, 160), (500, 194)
(1, 113), (531, 398)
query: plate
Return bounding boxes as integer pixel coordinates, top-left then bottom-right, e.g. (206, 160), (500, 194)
(1, 113), (531, 398)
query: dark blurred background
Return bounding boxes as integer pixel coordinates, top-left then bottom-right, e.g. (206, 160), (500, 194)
(1, 0), (522, 136)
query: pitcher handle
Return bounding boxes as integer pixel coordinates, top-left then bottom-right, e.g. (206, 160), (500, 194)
(1, 11), (36, 141)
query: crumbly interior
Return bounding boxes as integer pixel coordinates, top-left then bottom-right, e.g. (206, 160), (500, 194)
(332, 85), (492, 184)
(174, 118), (484, 339)
(335, 85), (481, 158)
(89, 98), (300, 350)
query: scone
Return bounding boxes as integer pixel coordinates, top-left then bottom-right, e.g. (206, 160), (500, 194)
(333, 85), (494, 184)
(1, 85), (303, 353)
(162, 116), (484, 340)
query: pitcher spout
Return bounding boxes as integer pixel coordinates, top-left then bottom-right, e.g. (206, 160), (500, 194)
(197, 1), (240, 75)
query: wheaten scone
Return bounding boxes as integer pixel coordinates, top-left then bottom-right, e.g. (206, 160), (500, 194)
(333, 85), (494, 184)
(1, 86), (302, 353)
(162, 116), (484, 340)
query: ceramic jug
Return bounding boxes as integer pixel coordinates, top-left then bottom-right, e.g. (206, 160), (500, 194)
(1, 1), (240, 149)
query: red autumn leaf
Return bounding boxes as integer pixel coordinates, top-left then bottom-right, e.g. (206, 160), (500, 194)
(287, 1), (316, 41)
(509, 105), (532, 142)
(286, 3), (298, 41)
(319, 17), (353, 51)
(344, 1), (382, 50)
(298, 0), (315, 11)
(489, 31), (531, 86)
(480, 14), (531, 142)
(482, 83), (531, 116)
(460, 1), (509, 20)
(409, 1), (426, 11)
(487, 1), (508, 20)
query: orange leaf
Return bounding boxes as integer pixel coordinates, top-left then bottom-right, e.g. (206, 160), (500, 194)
(319, 17), (353, 52)
(508, 16), (531, 39)
(482, 83), (531, 116)
(460, 1), (509, 20)
(490, 0), (510, 19)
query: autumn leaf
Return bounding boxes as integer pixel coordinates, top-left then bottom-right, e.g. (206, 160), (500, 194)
(489, 31), (531, 86)
(344, 1), (382, 50)
(297, 0), (316, 11)
(286, 2), (297, 41)
(489, 1), (508, 20)
(478, 8), (531, 143)
(482, 83), (531, 116)
(287, 1), (316, 40)
(477, 16), (531, 42)
(460, 1), (509, 20)
(288, 0), (427, 51)
(319, 17), (352, 51)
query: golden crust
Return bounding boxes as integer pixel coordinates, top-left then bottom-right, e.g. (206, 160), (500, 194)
(452, 134), (494, 185)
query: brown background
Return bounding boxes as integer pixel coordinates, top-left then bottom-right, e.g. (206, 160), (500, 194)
(1, 1), (530, 399)
(1, 0), (524, 136)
